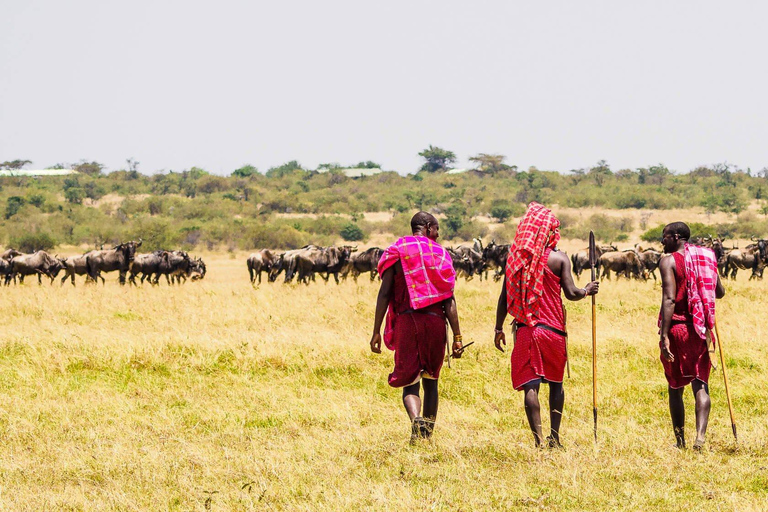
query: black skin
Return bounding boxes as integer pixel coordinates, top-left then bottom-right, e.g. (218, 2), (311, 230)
(494, 247), (599, 447)
(370, 219), (462, 431)
(659, 228), (725, 449)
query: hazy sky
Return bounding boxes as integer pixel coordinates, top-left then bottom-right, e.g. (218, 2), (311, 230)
(1, 1), (766, 175)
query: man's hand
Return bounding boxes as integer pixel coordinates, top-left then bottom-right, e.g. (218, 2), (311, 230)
(451, 340), (463, 359)
(494, 330), (506, 352)
(584, 281), (600, 296)
(660, 334), (674, 362)
(370, 332), (382, 354)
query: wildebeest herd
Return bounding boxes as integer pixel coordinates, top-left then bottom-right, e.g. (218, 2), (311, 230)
(2, 235), (765, 287)
(0, 240), (206, 286)
(246, 235), (768, 286)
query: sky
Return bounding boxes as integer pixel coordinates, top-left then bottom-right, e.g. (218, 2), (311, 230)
(1, 1), (767, 175)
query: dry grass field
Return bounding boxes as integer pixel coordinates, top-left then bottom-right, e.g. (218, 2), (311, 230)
(1, 251), (767, 511)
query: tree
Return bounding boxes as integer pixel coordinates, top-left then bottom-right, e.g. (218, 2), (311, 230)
(490, 199), (514, 222)
(418, 145), (456, 173)
(340, 223), (365, 241)
(73, 160), (104, 176)
(468, 153), (510, 174)
(353, 161), (381, 169)
(232, 164), (258, 178)
(589, 160), (612, 187)
(5, 196), (26, 219)
(0, 159), (32, 170)
(266, 160), (304, 178)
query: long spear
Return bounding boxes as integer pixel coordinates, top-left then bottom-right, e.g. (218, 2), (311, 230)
(714, 321), (738, 441)
(589, 231), (598, 441)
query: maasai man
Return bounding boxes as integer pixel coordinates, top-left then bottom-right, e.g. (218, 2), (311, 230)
(370, 211), (463, 442)
(659, 222), (725, 450)
(493, 202), (599, 448)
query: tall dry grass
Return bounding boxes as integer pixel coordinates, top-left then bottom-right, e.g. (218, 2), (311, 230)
(0, 253), (767, 510)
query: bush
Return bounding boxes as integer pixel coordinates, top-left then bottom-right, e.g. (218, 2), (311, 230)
(5, 196), (25, 219)
(490, 200), (514, 222)
(9, 232), (57, 253)
(340, 223), (365, 242)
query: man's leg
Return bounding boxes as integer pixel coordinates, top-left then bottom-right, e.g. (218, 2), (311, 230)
(523, 381), (544, 446)
(668, 386), (686, 448)
(402, 382), (422, 420)
(691, 380), (711, 450)
(548, 382), (564, 447)
(421, 378), (439, 438)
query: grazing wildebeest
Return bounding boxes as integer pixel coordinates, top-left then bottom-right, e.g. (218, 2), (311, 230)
(157, 250), (193, 285)
(9, 251), (66, 285)
(188, 257), (206, 281)
(481, 240), (511, 281)
(247, 249), (278, 285)
(85, 240), (142, 285)
(571, 245), (618, 279)
(341, 247), (384, 282)
(597, 250), (643, 280)
(60, 252), (103, 286)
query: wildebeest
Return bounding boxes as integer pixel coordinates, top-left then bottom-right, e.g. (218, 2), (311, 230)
(571, 245), (618, 278)
(128, 251), (168, 285)
(597, 250), (643, 280)
(481, 240), (511, 281)
(725, 238), (767, 280)
(86, 240), (142, 285)
(636, 248), (662, 281)
(8, 251), (66, 285)
(158, 250), (193, 285)
(60, 252), (103, 286)
(449, 245), (484, 280)
(341, 247), (384, 282)
(187, 257), (206, 281)
(0, 258), (12, 285)
(1, 248), (22, 261)
(247, 249), (278, 285)
(294, 245), (356, 284)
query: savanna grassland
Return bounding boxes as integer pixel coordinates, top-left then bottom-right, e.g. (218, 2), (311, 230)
(1, 251), (767, 511)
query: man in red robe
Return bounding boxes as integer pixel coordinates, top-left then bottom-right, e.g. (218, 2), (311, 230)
(659, 222), (725, 450)
(370, 212), (463, 442)
(493, 203), (599, 448)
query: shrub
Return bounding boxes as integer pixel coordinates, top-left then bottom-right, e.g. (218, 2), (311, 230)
(9, 232), (57, 253)
(490, 200), (514, 222)
(340, 223), (365, 242)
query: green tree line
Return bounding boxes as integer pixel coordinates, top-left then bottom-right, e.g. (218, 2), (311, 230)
(2, 157), (768, 251)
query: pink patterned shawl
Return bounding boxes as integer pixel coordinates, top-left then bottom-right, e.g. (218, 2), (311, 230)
(377, 236), (456, 350)
(684, 243), (718, 339)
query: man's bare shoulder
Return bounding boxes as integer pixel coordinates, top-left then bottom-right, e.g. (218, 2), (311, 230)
(549, 249), (569, 264)
(659, 253), (675, 270)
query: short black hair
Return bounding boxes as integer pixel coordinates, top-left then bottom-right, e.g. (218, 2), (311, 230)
(664, 221), (690, 240)
(411, 211), (436, 232)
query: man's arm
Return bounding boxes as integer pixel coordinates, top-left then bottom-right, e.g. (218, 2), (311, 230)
(494, 276), (508, 352)
(443, 296), (463, 357)
(554, 251), (598, 300)
(715, 273), (726, 299)
(659, 255), (676, 362)
(370, 264), (396, 353)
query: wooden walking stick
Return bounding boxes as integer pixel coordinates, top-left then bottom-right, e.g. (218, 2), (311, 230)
(714, 321), (738, 442)
(589, 231), (598, 441)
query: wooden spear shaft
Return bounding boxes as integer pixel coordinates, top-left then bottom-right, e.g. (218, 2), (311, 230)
(714, 321), (738, 442)
(589, 231), (598, 442)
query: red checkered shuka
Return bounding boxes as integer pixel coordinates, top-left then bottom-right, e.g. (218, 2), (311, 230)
(505, 202), (560, 327)
(684, 243), (718, 339)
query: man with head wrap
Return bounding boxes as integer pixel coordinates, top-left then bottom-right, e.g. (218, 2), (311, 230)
(493, 202), (599, 448)
(370, 211), (464, 443)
